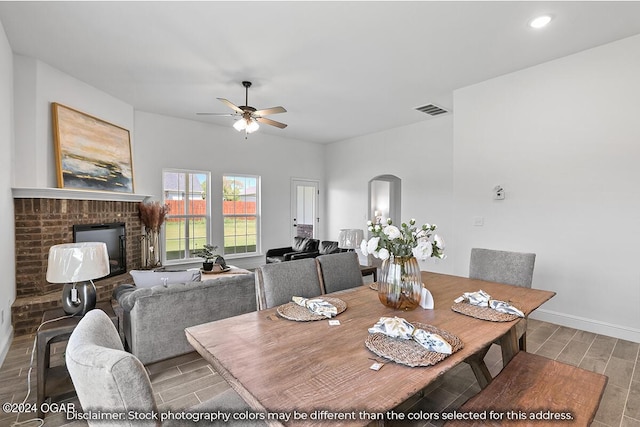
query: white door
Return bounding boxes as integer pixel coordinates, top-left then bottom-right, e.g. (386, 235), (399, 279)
(291, 179), (319, 240)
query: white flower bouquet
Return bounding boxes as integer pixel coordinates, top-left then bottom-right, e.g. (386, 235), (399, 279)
(360, 218), (445, 261)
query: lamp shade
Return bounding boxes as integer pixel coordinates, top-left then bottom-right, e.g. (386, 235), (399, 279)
(338, 229), (364, 250)
(46, 242), (110, 283)
(233, 117), (260, 134)
(233, 118), (247, 132)
(246, 119), (260, 133)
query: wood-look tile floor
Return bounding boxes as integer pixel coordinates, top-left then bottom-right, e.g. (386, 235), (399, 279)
(0, 319), (638, 426)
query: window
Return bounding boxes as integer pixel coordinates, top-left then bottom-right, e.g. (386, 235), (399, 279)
(163, 170), (210, 262)
(223, 175), (260, 256)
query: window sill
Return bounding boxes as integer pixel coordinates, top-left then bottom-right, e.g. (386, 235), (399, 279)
(223, 253), (263, 260)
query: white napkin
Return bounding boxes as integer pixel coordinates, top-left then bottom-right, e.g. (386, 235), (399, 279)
(368, 316), (452, 354)
(456, 290), (525, 317)
(489, 299), (525, 317)
(461, 289), (491, 307)
(292, 296), (338, 318)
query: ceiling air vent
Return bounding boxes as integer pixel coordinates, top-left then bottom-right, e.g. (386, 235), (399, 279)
(415, 103), (449, 117)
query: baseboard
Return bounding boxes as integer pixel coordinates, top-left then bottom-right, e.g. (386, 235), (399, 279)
(531, 308), (640, 343)
(0, 326), (14, 368)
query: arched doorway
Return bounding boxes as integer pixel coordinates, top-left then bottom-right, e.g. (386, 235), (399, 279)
(368, 174), (401, 225)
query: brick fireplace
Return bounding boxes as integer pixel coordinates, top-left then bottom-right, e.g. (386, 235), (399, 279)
(11, 188), (148, 335)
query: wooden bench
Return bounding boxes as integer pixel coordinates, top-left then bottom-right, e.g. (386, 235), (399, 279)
(445, 351), (608, 426)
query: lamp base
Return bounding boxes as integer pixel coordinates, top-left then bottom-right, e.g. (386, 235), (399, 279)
(62, 281), (96, 316)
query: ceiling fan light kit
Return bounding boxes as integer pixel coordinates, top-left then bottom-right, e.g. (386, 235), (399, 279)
(197, 80), (287, 138)
(233, 116), (259, 133)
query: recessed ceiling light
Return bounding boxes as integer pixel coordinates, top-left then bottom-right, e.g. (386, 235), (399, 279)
(529, 15), (552, 29)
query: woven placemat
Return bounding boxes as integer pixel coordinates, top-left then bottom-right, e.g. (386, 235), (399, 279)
(365, 323), (464, 367)
(277, 297), (347, 321)
(451, 302), (520, 322)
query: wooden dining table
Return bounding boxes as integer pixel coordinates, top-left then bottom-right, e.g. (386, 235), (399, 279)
(185, 271), (555, 426)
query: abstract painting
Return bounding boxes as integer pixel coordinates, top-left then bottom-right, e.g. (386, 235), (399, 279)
(52, 103), (134, 193)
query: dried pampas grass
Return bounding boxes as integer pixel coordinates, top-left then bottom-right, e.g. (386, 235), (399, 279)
(139, 201), (170, 232)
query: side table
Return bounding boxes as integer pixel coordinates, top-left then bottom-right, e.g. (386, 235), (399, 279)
(360, 265), (378, 282)
(36, 302), (118, 418)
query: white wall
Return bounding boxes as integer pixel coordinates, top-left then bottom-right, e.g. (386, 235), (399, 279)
(13, 55), (134, 188)
(133, 111), (325, 269)
(325, 115), (454, 274)
(11, 56), (325, 271)
(452, 34), (640, 342)
(0, 19), (15, 366)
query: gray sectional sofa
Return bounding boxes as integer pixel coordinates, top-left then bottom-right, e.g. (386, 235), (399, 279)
(113, 272), (256, 365)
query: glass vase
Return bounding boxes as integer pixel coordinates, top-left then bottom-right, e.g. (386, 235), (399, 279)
(378, 255), (422, 310)
(144, 229), (161, 268)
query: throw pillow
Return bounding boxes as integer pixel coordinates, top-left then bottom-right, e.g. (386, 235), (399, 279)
(130, 269), (201, 288)
(292, 236), (309, 251)
(319, 241), (339, 255)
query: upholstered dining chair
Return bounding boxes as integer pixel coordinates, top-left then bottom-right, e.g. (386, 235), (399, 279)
(469, 248), (536, 289)
(469, 248), (536, 364)
(66, 309), (257, 426)
(316, 251), (364, 294)
(254, 258), (323, 310)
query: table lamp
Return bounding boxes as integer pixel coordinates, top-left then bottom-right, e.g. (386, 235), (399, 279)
(338, 229), (364, 251)
(46, 242), (110, 316)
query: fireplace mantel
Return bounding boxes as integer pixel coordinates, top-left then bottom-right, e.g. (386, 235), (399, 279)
(12, 187), (152, 202)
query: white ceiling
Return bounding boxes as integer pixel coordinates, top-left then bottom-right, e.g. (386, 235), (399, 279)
(1, 1), (640, 144)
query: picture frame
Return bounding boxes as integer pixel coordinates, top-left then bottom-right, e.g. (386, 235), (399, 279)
(51, 102), (134, 193)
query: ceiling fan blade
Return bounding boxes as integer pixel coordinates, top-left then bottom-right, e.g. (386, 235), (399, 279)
(256, 117), (288, 129)
(217, 98), (244, 114)
(253, 106), (287, 116)
(196, 112), (234, 116)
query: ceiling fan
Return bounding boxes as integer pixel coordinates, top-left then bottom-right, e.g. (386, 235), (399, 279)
(197, 81), (287, 135)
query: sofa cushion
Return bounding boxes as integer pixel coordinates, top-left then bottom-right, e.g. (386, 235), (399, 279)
(265, 255), (286, 263)
(115, 273), (257, 364)
(319, 240), (340, 255)
(130, 269), (201, 288)
(292, 236), (314, 252)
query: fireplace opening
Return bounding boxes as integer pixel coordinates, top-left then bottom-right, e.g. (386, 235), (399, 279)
(73, 222), (126, 278)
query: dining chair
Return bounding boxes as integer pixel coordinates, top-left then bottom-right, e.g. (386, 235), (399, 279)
(254, 258), (323, 310)
(66, 309), (257, 426)
(469, 248), (536, 288)
(316, 251), (364, 294)
(469, 248), (536, 363)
